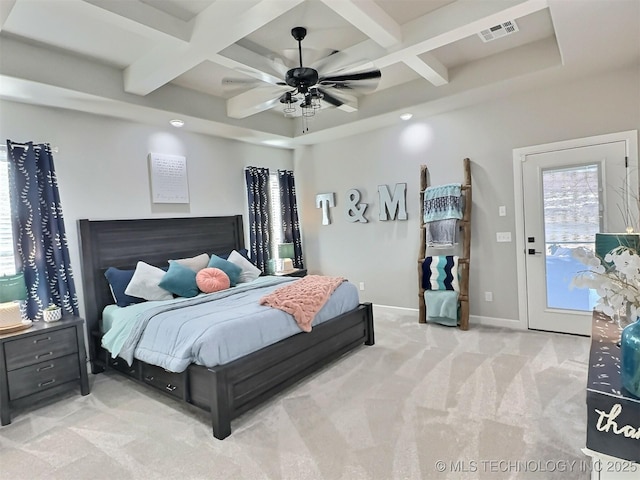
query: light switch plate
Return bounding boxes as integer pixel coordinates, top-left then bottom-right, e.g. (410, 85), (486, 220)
(496, 232), (512, 242)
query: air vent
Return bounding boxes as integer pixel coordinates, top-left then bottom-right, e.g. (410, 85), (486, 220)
(478, 20), (519, 42)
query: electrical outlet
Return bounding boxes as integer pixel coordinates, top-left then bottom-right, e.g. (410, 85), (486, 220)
(485, 292), (493, 302)
(359, 282), (365, 291)
(496, 232), (512, 242)
(499, 206), (506, 216)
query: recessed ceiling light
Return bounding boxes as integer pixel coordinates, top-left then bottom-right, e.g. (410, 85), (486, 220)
(169, 119), (185, 128)
(400, 113), (413, 121)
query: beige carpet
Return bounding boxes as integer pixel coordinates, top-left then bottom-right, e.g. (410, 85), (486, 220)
(0, 309), (592, 479)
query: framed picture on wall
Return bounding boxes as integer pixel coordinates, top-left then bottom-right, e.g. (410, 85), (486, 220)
(148, 153), (189, 204)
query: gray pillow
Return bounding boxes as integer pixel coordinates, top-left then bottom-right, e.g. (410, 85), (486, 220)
(169, 253), (210, 272)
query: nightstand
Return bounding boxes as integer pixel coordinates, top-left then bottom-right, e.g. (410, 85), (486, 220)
(274, 268), (307, 278)
(0, 315), (90, 425)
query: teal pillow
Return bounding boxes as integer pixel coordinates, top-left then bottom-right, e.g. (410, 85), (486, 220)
(208, 254), (242, 286)
(159, 261), (199, 298)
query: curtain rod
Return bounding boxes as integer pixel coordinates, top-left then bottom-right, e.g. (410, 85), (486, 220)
(0, 144), (59, 153)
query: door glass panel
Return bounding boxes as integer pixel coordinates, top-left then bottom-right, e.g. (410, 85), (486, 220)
(543, 164), (601, 310)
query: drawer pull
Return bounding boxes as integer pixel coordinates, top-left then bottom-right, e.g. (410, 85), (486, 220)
(37, 364), (55, 372)
(35, 351), (53, 359)
(38, 379), (56, 388)
(33, 336), (51, 344)
(165, 384), (177, 392)
(144, 375), (154, 381)
(111, 360), (120, 367)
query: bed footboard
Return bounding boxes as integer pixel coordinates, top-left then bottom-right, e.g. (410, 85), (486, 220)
(200, 302), (374, 439)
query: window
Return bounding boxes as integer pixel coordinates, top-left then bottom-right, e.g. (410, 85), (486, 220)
(0, 148), (16, 275)
(268, 172), (283, 261)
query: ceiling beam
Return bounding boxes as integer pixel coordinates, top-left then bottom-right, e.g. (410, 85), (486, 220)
(342, 0), (549, 81)
(124, 0), (304, 96)
(399, 0), (549, 57)
(80, 0), (191, 43)
(318, 0), (402, 48)
(403, 54), (448, 86)
(0, 0), (16, 33)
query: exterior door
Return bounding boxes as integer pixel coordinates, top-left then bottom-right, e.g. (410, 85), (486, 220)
(522, 140), (630, 335)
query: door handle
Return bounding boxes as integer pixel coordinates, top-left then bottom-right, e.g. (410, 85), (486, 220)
(528, 249), (543, 255)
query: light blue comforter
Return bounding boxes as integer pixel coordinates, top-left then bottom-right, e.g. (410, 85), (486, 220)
(101, 276), (360, 372)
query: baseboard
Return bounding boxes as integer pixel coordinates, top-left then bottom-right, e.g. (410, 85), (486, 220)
(372, 304), (525, 330)
(373, 304), (418, 315)
(471, 315), (526, 330)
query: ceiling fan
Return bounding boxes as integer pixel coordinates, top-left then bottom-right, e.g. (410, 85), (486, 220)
(224, 26), (382, 125)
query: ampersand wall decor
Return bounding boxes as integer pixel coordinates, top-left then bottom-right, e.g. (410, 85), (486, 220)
(345, 189), (368, 223)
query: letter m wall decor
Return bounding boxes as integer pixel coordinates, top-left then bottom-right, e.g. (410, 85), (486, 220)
(378, 183), (408, 221)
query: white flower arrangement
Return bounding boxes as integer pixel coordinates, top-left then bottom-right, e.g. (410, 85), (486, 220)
(572, 246), (640, 320)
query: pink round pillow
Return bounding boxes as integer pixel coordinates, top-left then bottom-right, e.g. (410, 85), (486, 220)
(196, 267), (230, 293)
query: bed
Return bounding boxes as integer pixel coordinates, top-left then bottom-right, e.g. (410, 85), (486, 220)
(78, 215), (374, 439)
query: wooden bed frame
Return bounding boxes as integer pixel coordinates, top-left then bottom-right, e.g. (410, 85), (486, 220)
(78, 215), (374, 439)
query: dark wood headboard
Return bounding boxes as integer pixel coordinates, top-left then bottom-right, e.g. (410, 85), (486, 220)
(77, 215), (244, 364)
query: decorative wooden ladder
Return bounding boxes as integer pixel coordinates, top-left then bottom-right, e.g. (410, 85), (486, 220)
(418, 158), (472, 330)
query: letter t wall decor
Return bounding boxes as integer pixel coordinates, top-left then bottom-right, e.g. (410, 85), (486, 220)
(315, 193), (335, 225)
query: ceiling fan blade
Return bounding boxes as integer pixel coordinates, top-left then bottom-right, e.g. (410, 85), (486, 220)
(221, 77), (267, 91)
(319, 69), (381, 94)
(309, 50), (373, 76)
(226, 86), (290, 119)
(317, 88), (359, 113)
(317, 88), (344, 108)
(222, 77), (286, 93)
(319, 69), (381, 83)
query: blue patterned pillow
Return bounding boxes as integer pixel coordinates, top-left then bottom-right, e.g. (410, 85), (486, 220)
(104, 267), (145, 307)
(159, 261), (199, 298)
(208, 254), (242, 286)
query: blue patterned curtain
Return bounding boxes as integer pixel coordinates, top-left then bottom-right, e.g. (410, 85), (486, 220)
(245, 166), (272, 272)
(6, 140), (79, 319)
(278, 170), (304, 269)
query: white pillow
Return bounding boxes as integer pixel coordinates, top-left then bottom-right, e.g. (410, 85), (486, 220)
(227, 250), (261, 283)
(170, 253), (210, 272)
(125, 261), (174, 301)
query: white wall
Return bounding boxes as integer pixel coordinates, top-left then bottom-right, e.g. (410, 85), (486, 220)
(295, 64), (640, 326)
(0, 102), (293, 317)
(2, 64), (639, 327)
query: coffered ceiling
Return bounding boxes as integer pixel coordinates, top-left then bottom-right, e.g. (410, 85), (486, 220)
(0, 0), (638, 148)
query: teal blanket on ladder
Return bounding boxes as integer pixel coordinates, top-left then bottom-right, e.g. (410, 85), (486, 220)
(424, 290), (459, 326)
(423, 183), (463, 223)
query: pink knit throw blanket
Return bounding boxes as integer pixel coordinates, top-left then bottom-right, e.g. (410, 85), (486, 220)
(260, 275), (345, 332)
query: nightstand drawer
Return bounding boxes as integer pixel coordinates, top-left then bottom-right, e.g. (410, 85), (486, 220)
(7, 354), (80, 400)
(5, 328), (78, 371)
